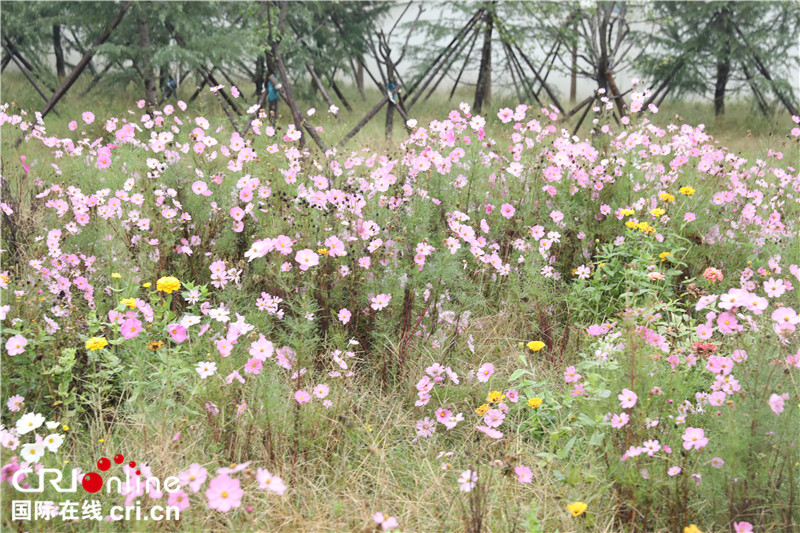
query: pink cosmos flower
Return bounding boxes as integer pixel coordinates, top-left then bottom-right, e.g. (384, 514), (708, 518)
(249, 334), (274, 360)
(68, 121), (78, 131)
(82, 111), (95, 124)
(370, 294), (391, 311)
(611, 413), (629, 428)
(716, 312), (741, 334)
(476, 363), (494, 382)
(274, 235), (294, 255)
(458, 469), (478, 491)
(295, 249), (320, 271)
(500, 203), (516, 219)
(564, 365), (582, 383)
(618, 388), (638, 409)
(667, 466), (681, 476)
(733, 521), (753, 533)
(476, 425), (503, 439)
(5, 334), (28, 356)
(295, 390), (311, 404)
(514, 465), (533, 483)
(312, 384), (329, 399)
(167, 489), (190, 511)
(772, 307), (799, 328)
(192, 181), (212, 196)
(7, 394), (24, 412)
(682, 427), (708, 450)
(483, 409), (505, 428)
(178, 463), (208, 493)
(337, 308), (352, 324)
(120, 317), (143, 339)
(764, 277), (786, 298)
(696, 323), (713, 340)
(324, 236), (347, 257)
(167, 323), (187, 343)
(257, 468), (286, 495)
(244, 358), (263, 375)
(205, 474), (242, 512)
(416, 417), (435, 438)
(769, 393), (789, 416)
(373, 512), (399, 531)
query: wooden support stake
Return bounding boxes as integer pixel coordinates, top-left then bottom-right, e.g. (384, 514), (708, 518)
(306, 64), (339, 120)
(268, 73), (329, 153)
(572, 95), (595, 136)
(3, 43), (61, 118)
(338, 96), (391, 147)
(512, 41), (564, 113)
(327, 73), (353, 112)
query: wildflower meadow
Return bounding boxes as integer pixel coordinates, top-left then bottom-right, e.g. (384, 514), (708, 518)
(1, 2), (799, 532)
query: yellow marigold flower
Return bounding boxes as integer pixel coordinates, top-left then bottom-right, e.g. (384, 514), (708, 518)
(528, 397), (543, 409)
(142, 282), (152, 288)
(527, 341), (546, 352)
(62, 424), (69, 431)
(625, 220), (637, 229)
(659, 252), (672, 262)
(679, 186), (695, 196)
(111, 273), (121, 279)
(156, 276), (181, 294)
(620, 209), (635, 216)
(567, 502), (587, 517)
(317, 248), (329, 256)
(486, 391), (505, 403)
(475, 404), (489, 416)
(659, 192), (675, 202)
(121, 298), (137, 309)
(683, 525), (703, 533)
(147, 341), (164, 351)
(650, 208), (666, 217)
(85, 337), (108, 351)
(598, 263), (605, 268)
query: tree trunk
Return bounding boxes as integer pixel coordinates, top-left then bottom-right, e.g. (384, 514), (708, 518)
(385, 61), (395, 140)
(53, 25), (66, 80)
(713, 53), (730, 116)
(569, 41), (577, 103)
(255, 55), (264, 96)
(713, 6), (731, 117)
(356, 61), (365, 98)
(473, 7), (493, 113)
(137, 14), (157, 106)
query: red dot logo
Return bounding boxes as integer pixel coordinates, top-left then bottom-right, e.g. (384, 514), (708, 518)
(97, 457), (111, 471)
(113, 454), (124, 464)
(82, 472), (103, 493)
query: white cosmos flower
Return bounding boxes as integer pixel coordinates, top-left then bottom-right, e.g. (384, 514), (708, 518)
(16, 413), (45, 435)
(43, 434), (64, 453)
(21, 442), (46, 462)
